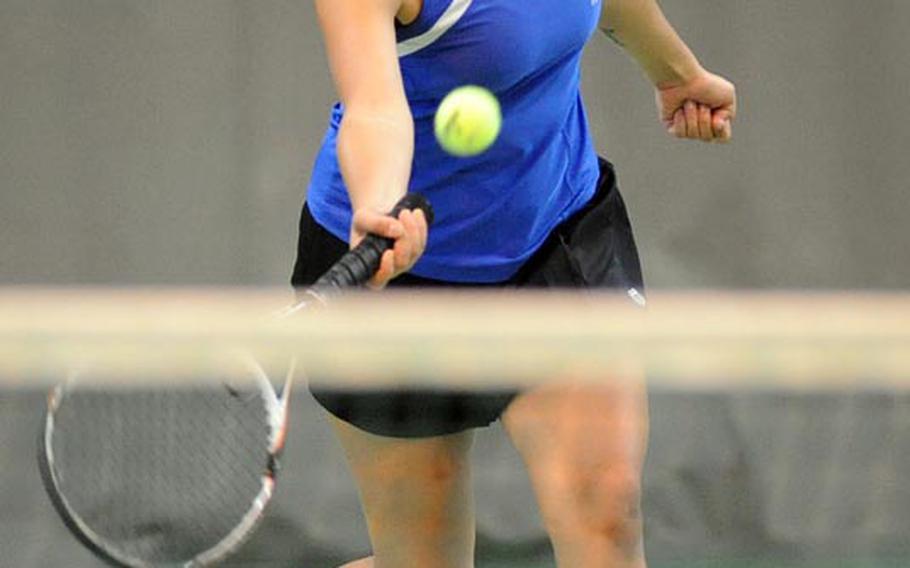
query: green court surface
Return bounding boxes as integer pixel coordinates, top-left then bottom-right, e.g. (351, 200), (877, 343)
(483, 558), (909, 568)
(649, 560), (908, 568)
(475, 535), (908, 568)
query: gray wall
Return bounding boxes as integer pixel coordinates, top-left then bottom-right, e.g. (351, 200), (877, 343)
(3, 0), (908, 288)
(3, 3), (910, 567)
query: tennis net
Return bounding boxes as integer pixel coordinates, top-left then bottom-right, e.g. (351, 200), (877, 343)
(2, 288), (909, 390)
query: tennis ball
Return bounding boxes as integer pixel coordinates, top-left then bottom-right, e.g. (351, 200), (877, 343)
(434, 85), (502, 157)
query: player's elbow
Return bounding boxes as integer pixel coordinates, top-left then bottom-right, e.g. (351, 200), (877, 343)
(343, 97), (413, 131)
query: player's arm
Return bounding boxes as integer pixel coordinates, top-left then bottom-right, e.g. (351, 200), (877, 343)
(600, 0), (737, 142)
(314, 0), (426, 286)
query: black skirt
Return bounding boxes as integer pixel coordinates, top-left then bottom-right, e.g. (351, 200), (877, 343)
(291, 158), (644, 438)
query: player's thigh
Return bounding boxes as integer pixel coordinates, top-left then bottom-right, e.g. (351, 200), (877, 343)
(503, 377), (647, 462)
(500, 377), (649, 525)
(327, 413), (476, 538)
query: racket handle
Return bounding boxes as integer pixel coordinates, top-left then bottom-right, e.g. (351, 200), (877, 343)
(311, 193), (434, 295)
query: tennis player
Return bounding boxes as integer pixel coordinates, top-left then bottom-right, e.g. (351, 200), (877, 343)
(293, 0), (736, 566)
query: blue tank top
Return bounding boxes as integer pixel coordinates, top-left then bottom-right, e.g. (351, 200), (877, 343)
(307, 0), (602, 282)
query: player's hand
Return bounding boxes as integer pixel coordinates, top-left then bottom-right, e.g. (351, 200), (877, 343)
(656, 68), (737, 143)
(350, 206), (428, 289)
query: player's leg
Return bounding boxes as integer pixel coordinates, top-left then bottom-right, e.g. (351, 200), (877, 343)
(502, 155), (648, 566)
(327, 413), (477, 568)
(501, 378), (649, 568)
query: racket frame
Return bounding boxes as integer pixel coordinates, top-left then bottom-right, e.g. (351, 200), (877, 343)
(38, 363), (295, 568)
(36, 193), (431, 566)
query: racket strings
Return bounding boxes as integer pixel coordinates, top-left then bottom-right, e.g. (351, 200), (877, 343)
(49, 388), (272, 562)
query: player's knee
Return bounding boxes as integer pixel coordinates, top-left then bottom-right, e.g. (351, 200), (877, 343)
(577, 464), (642, 545)
(540, 461), (643, 544)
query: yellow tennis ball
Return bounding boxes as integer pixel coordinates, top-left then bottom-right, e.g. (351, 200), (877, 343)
(434, 85), (502, 157)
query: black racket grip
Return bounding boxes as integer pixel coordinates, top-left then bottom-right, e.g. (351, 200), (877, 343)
(311, 193), (434, 295)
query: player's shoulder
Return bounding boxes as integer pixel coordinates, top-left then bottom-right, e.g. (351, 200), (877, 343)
(315, 0), (404, 22)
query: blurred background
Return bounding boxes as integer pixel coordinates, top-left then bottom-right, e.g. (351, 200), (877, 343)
(2, 1), (909, 566)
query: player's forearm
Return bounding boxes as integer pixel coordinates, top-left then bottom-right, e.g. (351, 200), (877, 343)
(336, 107), (414, 216)
(601, 0), (702, 87)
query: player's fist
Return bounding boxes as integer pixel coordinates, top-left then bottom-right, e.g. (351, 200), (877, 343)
(656, 68), (736, 143)
(350, 206), (428, 289)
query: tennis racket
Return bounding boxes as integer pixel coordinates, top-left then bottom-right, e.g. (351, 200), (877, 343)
(37, 193), (433, 567)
